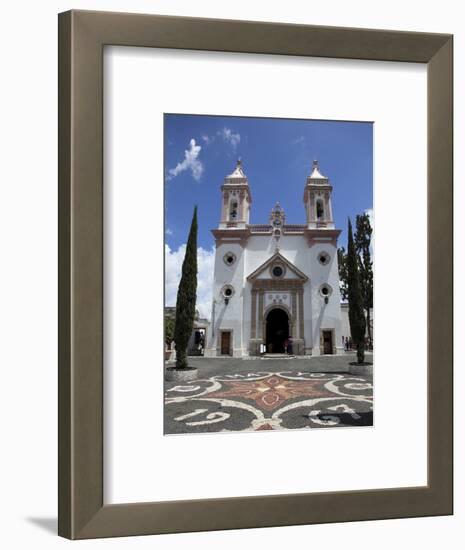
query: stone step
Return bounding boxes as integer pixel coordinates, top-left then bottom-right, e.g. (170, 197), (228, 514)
(261, 353), (294, 359)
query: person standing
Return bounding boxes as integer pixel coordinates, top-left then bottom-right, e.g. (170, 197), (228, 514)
(287, 336), (293, 355)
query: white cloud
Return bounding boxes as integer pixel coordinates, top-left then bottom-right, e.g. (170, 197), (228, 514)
(292, 136), (305, 145)
(201, 134), (214, 145)
(218, 127), (241, 149)
(165, 227), (173, 236)
(165, 243), (215, 320)
(167, 139), (203, 181)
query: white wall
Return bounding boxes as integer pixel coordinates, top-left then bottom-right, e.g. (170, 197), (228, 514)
(214, 232), (342, 355)
(308, 241), (343, 351)
(246, 236), (343, 351)
(0, 1), (462, 549)
(208, 240), (245, 354)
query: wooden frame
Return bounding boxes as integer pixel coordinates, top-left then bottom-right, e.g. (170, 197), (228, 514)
(58, 10), (453, 539)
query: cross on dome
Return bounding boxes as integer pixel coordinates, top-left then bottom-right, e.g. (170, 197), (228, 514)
(227, 158), (247, 179)
(309, 159), (328, 180)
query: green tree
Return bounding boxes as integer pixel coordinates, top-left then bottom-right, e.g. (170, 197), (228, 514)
(337, 246), (349, 301)
(164, 314), (175, 347)
(355, 213), (373, 347)
(173, 207), (198, 369)
(347, 218), (366, 364)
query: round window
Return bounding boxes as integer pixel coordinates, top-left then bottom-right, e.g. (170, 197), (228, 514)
(318, 251), (330, 265)
(223, 252), (237, 266)
(221, 285), (235, 299)
(272, 265), (284, 278)
(319, 284), (333, 298)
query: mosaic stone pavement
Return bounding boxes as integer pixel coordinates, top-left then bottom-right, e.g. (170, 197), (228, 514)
(164, 370), (373, 434)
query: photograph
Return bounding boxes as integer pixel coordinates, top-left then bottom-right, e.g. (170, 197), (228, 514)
(164, 114), (374, 434)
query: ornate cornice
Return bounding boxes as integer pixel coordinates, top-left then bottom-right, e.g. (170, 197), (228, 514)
(211, 226), (341, 247)
(247, 223), (308, 235)
(304, 228), (341, 247)
(212, 228), (250, 247)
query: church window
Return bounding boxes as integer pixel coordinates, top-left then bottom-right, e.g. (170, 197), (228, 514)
(318, 251), (330, 265)
(319, 284), (333, 298)
(223, 252), (237, 266)
(221, 284), (235, 298)
(271, 265), (285, 278)
(316, 199), (324, 220)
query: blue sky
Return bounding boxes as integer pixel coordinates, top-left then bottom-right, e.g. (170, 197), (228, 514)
(165, 114), (372, 250)
(164, 114), (372, 318)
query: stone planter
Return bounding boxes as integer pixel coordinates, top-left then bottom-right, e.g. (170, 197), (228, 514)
(349, 363), (373, 377)
(164, 366), (198, 382)
(164, 349), (172, 361)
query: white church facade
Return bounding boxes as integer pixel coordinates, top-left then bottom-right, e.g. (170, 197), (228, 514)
(205, 159), (343, 358)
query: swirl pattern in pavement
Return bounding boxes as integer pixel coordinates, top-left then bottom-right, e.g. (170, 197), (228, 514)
(165, 371), (373, 434)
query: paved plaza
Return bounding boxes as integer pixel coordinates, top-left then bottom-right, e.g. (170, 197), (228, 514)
(164, 354), (373, 434)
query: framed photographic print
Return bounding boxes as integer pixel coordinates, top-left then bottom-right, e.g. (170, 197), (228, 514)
(58, 10), (453, 539)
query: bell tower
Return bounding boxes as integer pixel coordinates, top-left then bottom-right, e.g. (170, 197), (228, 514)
(218, 159), (252, 229)
(303, 160), (335, 229)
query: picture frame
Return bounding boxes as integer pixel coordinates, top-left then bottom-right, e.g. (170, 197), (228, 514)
(58, 9), (453, 539)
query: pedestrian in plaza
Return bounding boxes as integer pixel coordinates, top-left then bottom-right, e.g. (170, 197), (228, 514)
(287, 336), (293, 355)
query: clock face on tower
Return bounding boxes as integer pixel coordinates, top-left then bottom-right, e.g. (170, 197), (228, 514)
(269, 202), (285, 229)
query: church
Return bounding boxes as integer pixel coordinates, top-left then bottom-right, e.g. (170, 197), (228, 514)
(205, 159), (343, 357)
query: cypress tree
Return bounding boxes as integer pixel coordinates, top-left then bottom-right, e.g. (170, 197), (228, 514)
(355, 213), (373, 348)
(173, 206), (198, 369)
(337, 246), (349, 301)
(347, 218), (366, 364)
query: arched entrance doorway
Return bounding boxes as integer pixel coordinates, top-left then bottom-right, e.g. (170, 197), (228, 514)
(265, 308), (289, 353)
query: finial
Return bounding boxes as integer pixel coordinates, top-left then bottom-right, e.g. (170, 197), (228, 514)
(313, 159), (318, 167)
(237, 157), (242, 166)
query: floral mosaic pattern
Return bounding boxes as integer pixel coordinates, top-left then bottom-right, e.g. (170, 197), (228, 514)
(165, 371), (373, 434)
